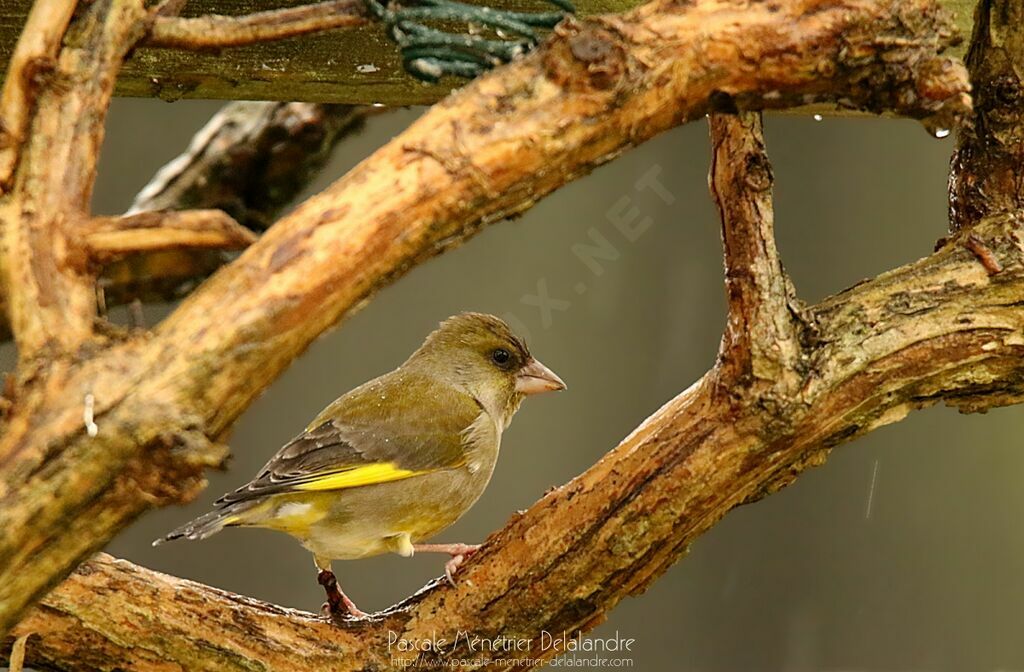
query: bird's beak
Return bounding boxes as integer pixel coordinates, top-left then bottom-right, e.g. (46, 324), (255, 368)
(515, 358), (566, 395)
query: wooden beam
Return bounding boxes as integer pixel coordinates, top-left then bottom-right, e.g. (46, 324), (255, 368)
(0, 0), (977, 105)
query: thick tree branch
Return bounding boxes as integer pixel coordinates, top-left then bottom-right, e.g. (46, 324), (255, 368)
(146, 0), (369, 50)
(0, 0), (973, 641)
(9, 208), (1024, 670)
(11, 555), (375, 670)
(0, 0), (157, 359)
(0, 0), (76, 188)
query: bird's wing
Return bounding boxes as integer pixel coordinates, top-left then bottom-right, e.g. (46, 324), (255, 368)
(215, 374), (484, 506)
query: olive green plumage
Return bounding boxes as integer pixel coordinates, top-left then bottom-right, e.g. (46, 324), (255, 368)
(157, 312), (565, 580)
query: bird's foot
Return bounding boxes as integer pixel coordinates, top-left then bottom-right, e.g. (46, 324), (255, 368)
(317, 569), (367, 619)
(413, 542), (481, 587)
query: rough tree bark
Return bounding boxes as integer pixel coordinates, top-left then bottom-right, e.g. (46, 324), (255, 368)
(2, 0), (1018, 668)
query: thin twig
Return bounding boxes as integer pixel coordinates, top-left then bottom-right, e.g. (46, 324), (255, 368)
(85, 210), (256, 263)
(146, 0), (369, 49)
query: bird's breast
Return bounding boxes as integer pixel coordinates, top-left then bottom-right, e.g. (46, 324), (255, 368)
(462, 410), (501, 475)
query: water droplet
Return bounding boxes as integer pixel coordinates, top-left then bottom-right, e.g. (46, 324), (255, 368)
(372, 102), (386, 108)
(921, 116), (953, 139)
(83, 393), (98, 437)
(812, 114), (823, 122)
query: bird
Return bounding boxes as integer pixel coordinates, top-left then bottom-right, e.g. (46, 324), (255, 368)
(155, 312), (565, 618)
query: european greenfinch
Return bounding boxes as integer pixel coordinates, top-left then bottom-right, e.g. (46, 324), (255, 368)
(156, 312), (565, 618)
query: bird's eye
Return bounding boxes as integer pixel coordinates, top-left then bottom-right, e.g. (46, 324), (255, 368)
(491, 348), (511, 366)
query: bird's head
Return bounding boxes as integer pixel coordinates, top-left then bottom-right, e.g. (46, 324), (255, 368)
(408, 312), (565, 425)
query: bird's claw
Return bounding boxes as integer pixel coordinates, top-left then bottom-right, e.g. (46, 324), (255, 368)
(320, 600), (369, 620)
(317, 569), (368, 619)
(444, 555), (463, 587)
(444, 544), (480, 587)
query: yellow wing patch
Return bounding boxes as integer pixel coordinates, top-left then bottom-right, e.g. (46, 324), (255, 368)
(292, 462), (420, 492)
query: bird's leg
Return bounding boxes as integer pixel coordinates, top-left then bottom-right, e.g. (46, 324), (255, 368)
(317, 569), (367, 618)
(314, 557), (367, 619)
(412, 543), (481, 587)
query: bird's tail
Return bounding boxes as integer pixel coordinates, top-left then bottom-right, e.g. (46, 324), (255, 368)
(153, 502), (253, 546)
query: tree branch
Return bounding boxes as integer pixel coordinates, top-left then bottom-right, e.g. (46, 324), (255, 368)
(708, 112), (806, 392)
(0, 0), (151, 359)
(84, 210), (256, 263)
(0, 0), (77, 189)
(948, 0), (1024, 230)
(0, 0), (972, 642)
(11, 555), (376, 670)
(9, 207), (1024, 669)
(146, 0), (369, 50)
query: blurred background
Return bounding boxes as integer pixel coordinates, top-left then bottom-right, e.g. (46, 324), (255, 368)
(6, 102), (1024, 671)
